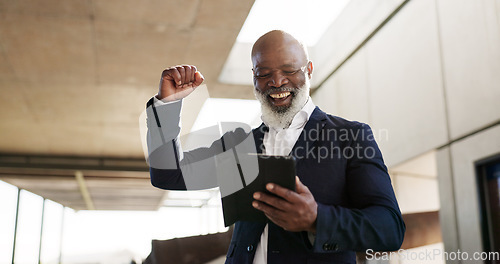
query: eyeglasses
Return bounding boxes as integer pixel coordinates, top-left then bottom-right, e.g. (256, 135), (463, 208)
(252, 64), (308, 80)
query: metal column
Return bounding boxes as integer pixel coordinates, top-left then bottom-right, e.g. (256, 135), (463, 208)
(11, 188), (21, 264)
(58, 206), (65, 264)
(37, 199), (46, 264)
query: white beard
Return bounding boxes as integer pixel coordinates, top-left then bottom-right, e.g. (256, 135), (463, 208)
(254, 78), (310, 130)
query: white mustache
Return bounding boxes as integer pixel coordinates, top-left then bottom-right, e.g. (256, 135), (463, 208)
(263, 87), (297, 96)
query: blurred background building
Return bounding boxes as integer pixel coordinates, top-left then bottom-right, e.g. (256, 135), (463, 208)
(0, 0), (499, 263)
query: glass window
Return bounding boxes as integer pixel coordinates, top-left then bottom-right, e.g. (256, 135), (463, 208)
(13, 190), (44, 264)
(0, 180), (18, 263)
(40, 199), (64, 264)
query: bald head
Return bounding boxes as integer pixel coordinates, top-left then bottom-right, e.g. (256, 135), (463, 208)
(251, 30), (309, 68)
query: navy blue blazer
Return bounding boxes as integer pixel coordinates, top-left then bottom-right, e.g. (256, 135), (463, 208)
(150, 106), (405, 264)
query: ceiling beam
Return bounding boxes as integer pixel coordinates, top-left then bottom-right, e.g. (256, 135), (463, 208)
(0, 153), (148, 172)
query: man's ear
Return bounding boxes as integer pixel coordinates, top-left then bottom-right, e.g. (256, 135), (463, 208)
(307, 61), (313, 79)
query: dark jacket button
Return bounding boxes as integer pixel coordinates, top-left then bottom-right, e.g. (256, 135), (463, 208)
(247, 245), (254, 252)
(323, 243), (330, 251)
(323, 243), (338, 251)
(333, 244), (339, 251)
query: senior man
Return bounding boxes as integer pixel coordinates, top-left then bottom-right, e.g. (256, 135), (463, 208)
(146, 30), (405, 264)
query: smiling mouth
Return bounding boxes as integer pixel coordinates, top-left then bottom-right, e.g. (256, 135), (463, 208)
(269, 92), (291, 99)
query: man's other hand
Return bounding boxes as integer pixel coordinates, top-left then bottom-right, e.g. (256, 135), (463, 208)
(157, 65), (204, 101)
(252, 176), (318, 233)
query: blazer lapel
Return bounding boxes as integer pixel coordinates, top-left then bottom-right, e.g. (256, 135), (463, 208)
(252, 123), (267, 154)
(291, 107), (328, 160)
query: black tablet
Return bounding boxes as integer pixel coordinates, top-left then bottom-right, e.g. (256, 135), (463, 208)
(221, 154), (296, 226)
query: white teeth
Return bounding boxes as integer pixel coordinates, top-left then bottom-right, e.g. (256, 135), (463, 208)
(269, 92), (290, 99)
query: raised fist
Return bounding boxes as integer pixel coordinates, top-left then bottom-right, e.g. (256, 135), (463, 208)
(157, 65), (204, 101)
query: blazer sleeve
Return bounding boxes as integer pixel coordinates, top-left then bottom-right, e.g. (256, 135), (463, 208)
(312, 123), (405, 252)
(145, 97), (256, 193)
(145, 97), (187, 190)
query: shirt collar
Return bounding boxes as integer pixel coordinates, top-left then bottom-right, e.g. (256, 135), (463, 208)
(289, 96), (315, 129)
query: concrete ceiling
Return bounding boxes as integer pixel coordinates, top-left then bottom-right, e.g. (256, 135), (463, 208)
(0, 0), (255, 210)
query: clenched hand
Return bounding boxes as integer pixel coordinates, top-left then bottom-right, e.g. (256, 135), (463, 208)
(157, 65), (204, 101)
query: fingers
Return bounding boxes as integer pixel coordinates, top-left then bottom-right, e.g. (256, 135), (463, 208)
(194, 71), (204, 86)
(185, 66), (196, 86)
(176, 65), (196, 88)
(252, 189), (317, 232)
(191, 66), (197, 84)
(294, 176), (311, 194)
(177, 66), (186, 86)
(158, 65), (203, 100)
(252, 199), (282, 214)
(265, 183), (301, 202)
(253, 191), (291, 211)
(162, 68), (181, 86)
(254, 179), (311, 207)
(252, 200), (288, 224)
(162, 65), (202, 88)
(252, 198), (289, 223)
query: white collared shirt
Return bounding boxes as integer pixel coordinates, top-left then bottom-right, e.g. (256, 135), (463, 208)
(252, 97), (316, 264)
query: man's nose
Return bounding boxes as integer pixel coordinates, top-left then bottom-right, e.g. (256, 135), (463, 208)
(269, 71), (289, 87)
